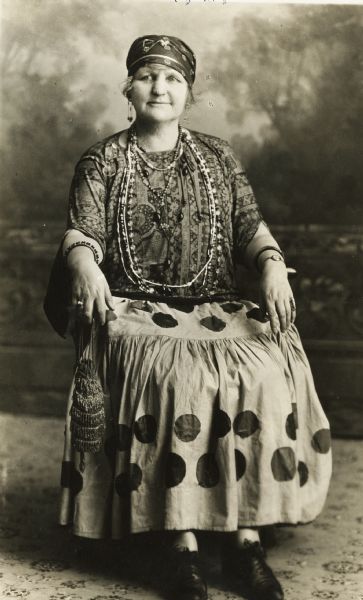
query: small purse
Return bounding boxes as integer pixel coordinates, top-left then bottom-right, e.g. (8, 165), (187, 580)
(69, 322), (106, 470)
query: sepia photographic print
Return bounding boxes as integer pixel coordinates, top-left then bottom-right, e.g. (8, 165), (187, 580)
(0, 1), (362, 599)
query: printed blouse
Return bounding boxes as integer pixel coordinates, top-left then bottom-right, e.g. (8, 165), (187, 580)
(67, 129), (262, 298)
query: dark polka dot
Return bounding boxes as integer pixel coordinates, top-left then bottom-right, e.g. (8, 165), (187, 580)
(271, 447), (297, 482)
(312, 429), (331, 454)
(212, 409), (231, 438)
(130, 300), (152, 312)
(166, 302), (195, 313)
(152, 312), (178, 328)
(298, 461), (309, 487)
(174, 414), (201, 442)
(129, 464), (143, 489)
(67, 471), (83, 496)
(233, 411), (260, 438)
(165, 453), (186, 488)
(134, 415), (157, 444)
(285, 413), (297, 440)
(115, 464), (142, 497)
(246, 307), (269, 323)
(60, 461), (83, 496)
(235, 450), (247, 480)
(221, 302), (243, 314)
(200, 316), (226, 332)
(118, 424), (132, 451)
(196, 453), (220, 488)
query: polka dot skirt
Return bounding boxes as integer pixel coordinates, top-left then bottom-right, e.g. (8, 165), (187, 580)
(59, 298), (332, 539)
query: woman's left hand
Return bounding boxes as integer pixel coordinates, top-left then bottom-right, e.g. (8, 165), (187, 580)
(259, 261), (296, 335)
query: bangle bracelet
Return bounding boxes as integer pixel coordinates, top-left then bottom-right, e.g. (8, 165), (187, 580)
(254, 245), (284, 272)
(261, 254), (285, 270)
(64, 240), (101, 265)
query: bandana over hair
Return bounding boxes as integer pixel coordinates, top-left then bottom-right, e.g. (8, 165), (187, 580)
(126, 35), (196, 86)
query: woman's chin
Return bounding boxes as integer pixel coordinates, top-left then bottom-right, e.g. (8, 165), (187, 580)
(135, 106), (183, 123)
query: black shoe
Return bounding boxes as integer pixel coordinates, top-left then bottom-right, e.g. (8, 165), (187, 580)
(171, 549), (208, 600)
(222, 541), (283, 600)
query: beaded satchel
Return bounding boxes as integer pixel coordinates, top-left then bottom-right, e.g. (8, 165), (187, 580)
(69, 321), (106, 469)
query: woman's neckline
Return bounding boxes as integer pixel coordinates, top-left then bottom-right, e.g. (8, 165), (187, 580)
(133, 122), (181, 152)
(117, 127), (190, 154)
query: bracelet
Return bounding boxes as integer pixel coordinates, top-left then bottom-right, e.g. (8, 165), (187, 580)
(254, 245), (284, 272)
(261, 254), (285, 269)
(64, 240), (101, 265)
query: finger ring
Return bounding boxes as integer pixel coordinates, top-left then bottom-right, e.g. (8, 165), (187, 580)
(290, 299), (296, 310)
(76, 300), (84, 307)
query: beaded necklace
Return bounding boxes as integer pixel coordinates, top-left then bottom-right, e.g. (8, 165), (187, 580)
(131, 127), (183, 238)
(116, 127), (223, 293)
(134, 143), (184, 172)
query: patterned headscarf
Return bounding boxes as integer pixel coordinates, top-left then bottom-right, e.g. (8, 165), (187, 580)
(126, 35), (196, 86)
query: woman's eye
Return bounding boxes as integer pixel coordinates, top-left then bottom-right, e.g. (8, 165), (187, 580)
(137, 73), (152, 81)
(137, 73), (182, 83)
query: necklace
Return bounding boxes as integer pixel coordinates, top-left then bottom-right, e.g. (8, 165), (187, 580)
(131, 126), (182, 196)
(134, 143), (184, 172)
(116, 127), (223, 293)
(130, 126), (183, 239)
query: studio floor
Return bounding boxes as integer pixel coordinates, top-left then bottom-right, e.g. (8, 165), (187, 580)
(0, 413), (362, 600)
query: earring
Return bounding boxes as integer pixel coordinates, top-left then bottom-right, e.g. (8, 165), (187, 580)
(127, 101), (133, 123)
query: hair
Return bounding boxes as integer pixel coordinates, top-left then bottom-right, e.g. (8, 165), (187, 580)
(122, 76), (134, 100)
(122, 74), (196, 107)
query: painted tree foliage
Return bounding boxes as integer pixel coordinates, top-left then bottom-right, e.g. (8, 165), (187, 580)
(1, 2), (362, 226)
(209, 5), (363, 225)
(0, 0), (118, 222)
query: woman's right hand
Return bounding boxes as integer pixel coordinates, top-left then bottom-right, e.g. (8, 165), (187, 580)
(68, 251), (115, 326)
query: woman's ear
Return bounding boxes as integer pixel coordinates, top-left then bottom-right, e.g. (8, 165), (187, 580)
(122, 76), (134, 100)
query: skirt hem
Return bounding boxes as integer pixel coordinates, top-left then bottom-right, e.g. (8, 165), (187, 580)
(61, 512), (324, 541)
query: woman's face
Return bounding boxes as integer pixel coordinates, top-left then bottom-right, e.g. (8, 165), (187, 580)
(129, 64), (189, 124)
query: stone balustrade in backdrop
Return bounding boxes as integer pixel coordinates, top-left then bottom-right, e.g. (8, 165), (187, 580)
(0, 221), (362, 436)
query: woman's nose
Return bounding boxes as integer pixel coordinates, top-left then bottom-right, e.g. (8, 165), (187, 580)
(151, 75), (167, 95)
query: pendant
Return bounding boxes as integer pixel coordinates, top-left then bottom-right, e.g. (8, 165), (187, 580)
(153, 187), (166, 202)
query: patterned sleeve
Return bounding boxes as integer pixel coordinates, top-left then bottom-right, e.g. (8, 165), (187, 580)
(223, 144), (263, 262)
(67, 149), (107, 254)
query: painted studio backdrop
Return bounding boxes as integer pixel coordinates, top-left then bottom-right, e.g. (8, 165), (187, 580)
(0, 1), (362, 435)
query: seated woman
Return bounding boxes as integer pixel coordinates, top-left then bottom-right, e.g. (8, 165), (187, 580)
(51, 34), (332, 600)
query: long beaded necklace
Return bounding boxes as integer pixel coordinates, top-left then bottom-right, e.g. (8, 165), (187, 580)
(130, 127), (183, 238)
(116, 127), (223, 293)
